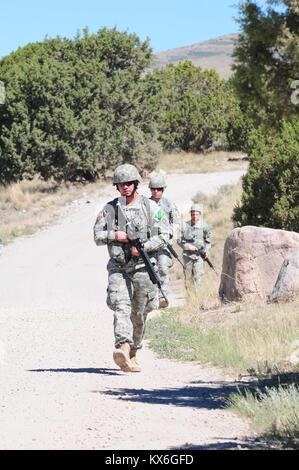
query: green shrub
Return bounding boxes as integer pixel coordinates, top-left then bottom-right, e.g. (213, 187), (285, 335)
(152, 61), (242, 152)
(232, 118), (299, 231)
(226, 105), (255, 152)
(0, 28), (160, 184)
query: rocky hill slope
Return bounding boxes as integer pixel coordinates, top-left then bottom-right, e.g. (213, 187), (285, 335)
(152, 33), (238, 79)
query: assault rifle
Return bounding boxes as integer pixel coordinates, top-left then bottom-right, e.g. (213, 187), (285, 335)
(117, 202), (169, 306)
(199, 251), (218, 275)
(129, 237), (169, 306)
(164, 241), (186, 279)
(167, 240), (217, 276)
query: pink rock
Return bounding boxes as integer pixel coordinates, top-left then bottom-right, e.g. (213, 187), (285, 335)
(219, 226), (299, 302)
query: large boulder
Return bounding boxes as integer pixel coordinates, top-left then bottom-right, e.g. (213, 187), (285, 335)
(219, 226), (299, 302)
(270, 251), (299, 302)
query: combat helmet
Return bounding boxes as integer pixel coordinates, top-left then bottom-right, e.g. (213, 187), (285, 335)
(190, 203), (203, 213)
(113, 164), (142, 185)
(148, 173), (167, 189)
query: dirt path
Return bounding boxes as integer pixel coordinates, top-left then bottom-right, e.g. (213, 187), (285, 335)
(0, 170), (259, 450)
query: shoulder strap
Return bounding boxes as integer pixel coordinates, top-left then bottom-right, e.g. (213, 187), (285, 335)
(107, 196), (153, 228)
(162, 197), (174, 223)
(141, 195), (151, 224)
(108, 197), (119, 207)
(107, 197), (119, 226)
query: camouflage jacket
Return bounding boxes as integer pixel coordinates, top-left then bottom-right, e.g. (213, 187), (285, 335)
(178, 220), (211, 260)
(93, 194), (166, 268)
(150, 196), (180, 242)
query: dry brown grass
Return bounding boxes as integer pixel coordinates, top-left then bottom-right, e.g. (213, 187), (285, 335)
(0, 176), (106, 244)
(169, 179), (243, 313)
(0, 150), (246, 245)
(167, 177), (299, 375)
(156, 150), (248, 174)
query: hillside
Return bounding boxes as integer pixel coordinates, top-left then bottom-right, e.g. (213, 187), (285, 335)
(152, 33), (238, 79)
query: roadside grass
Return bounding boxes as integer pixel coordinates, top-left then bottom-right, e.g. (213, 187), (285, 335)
(0, 176), (105, 245)
(156, 150), (248, 174)
(146, 180), (299, 449)
(225, 381), (299, 449)
(147, 302), (299, 375)
(0, 150), (245, 246)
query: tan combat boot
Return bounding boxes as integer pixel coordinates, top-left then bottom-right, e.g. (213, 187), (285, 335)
(129, 349), (141, 372)
(113, 342), (132, 372)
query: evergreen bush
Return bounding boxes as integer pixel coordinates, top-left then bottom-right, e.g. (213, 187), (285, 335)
(232, 118), (299, 231)
(0, 28), (161, 184)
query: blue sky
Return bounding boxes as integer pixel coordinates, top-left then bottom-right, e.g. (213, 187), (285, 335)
(1, 0), (274, 60)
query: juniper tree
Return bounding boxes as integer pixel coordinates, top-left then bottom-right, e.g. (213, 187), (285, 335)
(0, 28), (161, 184)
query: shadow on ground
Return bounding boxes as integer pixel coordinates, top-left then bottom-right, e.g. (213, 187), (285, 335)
(96, 380), (269, 450)
(172, 438), (268, 450)
(94, 378), (253, 410)
(28, 367), (120, 375)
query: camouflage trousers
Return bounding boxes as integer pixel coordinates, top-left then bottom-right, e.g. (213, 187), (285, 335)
(183, 255), (204, 289)
(106, 263), (158, 350)
(157, 249), (173, 298)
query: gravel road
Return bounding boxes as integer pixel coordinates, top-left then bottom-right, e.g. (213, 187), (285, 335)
(0, 170), (259, 450)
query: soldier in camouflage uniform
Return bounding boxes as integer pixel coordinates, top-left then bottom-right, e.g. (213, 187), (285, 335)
(93, 164), (165, 373)
(178, 204), (211, 289)
(149, 174), (180, 308)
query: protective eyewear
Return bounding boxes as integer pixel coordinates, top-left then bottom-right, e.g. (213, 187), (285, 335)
(118, 181), (135, 187)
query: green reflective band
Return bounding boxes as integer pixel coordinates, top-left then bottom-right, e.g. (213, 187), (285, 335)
(206, 226), (211, 231)
(157, 209), (163, 220)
